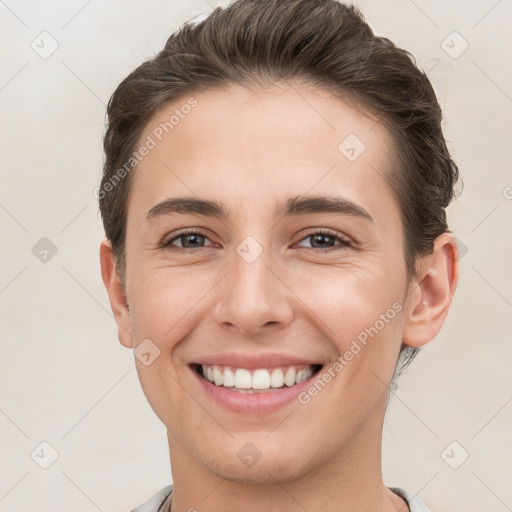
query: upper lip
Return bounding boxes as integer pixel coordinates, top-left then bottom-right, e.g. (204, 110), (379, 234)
(191, 352), (323, 370)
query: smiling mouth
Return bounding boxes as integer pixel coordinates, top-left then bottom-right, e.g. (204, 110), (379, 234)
(191, 363), (323, 393)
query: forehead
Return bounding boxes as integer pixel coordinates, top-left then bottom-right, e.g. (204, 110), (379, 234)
(129, 83), (397, 225)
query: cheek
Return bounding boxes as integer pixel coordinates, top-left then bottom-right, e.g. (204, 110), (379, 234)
(128, 265), (214, 344)
(285, 262), (406, 396)
(128, 266), (204, 422)
(128, 255), (405, 359)
(287, 261), (403, 341)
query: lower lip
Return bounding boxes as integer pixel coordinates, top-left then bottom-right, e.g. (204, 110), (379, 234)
(191, 366), (319, 415)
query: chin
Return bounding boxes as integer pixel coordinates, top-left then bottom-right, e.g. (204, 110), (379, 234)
(198, 438), (318, 485)
(209, 458), (309, 486)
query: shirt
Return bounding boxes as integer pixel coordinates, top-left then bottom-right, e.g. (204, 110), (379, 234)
(130, 484), (431, 511)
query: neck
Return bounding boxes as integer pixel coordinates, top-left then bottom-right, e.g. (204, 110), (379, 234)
(166, 401), (408, 512)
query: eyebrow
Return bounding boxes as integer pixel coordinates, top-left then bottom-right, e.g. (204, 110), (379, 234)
(146, 195), (374, 224)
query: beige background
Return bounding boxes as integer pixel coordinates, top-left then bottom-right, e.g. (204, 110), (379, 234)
(1, 0), (511, 510)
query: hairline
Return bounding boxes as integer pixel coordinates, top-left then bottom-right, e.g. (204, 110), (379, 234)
(113, 80), (420, 285)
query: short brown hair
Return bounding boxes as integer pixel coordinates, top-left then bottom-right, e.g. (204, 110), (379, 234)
(99, 0), (461, 373)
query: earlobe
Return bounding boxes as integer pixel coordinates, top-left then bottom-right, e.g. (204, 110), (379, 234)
(99, 239), (133, 349)
(402, 232), (459, 348)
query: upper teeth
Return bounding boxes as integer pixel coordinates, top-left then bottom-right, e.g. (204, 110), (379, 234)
(201, 364), (314, 391)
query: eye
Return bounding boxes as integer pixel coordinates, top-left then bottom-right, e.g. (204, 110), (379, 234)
(295, 229), (352, 251)
(162, 228), (352, 253)
(163, 230), (214, 251)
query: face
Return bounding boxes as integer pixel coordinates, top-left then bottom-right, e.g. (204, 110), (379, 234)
(110, 83), (420, 483)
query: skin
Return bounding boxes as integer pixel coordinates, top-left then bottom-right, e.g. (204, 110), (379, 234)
(100, 82), (459, 512)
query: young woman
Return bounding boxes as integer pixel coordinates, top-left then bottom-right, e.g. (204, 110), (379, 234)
(99, 1), (460, 510)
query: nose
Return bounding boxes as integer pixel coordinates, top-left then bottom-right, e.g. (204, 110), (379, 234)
(213, 246), (294, 336)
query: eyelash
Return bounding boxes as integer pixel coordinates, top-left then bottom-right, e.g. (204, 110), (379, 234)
(163, 228), (352, 253)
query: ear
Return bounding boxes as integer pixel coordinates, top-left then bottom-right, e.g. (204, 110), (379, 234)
(99, 239), (133, 348)
(402, 232), (460, 347)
